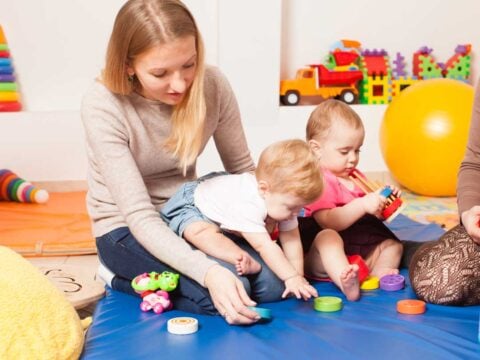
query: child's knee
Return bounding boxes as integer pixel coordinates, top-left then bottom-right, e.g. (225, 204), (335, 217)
(382, 238), (403, 252)
(183, 222), (219, 241)
(314, 229), (342, 247)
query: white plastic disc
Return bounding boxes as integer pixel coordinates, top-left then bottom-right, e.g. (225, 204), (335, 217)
(167, 317), (198, 335)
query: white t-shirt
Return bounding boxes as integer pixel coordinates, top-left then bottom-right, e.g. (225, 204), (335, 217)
(194, 173), (298, 233)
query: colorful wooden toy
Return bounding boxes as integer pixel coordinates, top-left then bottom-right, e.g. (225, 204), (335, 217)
(0, 25), (21, 112)
(0, 169), (49, 203)
(349, 169), (405, 222)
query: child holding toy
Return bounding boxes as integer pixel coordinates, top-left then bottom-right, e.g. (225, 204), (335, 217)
(161, 139), (321, 301)
(299, 99), (403, 301)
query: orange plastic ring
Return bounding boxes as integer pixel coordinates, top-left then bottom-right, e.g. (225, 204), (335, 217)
(397, 299), (426, 315)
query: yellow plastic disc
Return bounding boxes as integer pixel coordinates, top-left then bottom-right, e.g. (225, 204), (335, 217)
(360, 275), (380, 290)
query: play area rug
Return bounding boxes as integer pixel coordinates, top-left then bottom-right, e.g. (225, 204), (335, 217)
(0, 191), (95, 256)
(38, 264), (105, 310)
(400, 191), (458, 230)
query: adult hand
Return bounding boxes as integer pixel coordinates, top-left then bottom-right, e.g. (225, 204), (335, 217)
(204, 264), (260, 325)
(461, 205), (480, 244)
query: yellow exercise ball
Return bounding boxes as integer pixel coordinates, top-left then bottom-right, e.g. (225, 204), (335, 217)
(380, 78), (474, 196)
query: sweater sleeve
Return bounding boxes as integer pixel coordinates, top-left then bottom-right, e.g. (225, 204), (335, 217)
(210, 68), (255, 173)
(457, 80), (480, 216)
(81, 86), (218, 286)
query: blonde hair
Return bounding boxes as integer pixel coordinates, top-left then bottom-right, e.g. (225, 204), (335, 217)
(306, 99), (363, 141)
(103, 0), (206, 174)
(255, 139), (323, 202)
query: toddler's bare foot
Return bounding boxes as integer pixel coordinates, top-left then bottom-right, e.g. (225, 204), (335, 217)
(372, 267), (399, 279)
(235, 253), (261, 275)
(340, 264), (360, 301)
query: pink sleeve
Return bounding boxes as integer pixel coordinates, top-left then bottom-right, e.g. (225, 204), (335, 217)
(303, 171), (338, 216)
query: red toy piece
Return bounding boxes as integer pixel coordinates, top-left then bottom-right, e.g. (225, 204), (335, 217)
(306, 254), (369, 283)
(347, 255), (369, 283)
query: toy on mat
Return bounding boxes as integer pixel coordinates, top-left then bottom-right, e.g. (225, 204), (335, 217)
(0, 169), (49, 203)
(349, 169), (405, 222)
(140, 290), (172, 314)
(131, 271), (179, 314)
(347, 254), (369, 283)
(397, 299), (426, 315)
(313, 296), (343, 312)
(167, 317), (198, 335)
(131, 271), (179, 293)
(360, 275), (379, 290)
(248, 306), (272, 322)
(380, 274), (405, 291)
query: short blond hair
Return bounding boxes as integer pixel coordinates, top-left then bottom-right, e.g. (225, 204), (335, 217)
(102, 0), (206, 174)
(306, 99), (364, 141)
(255, 139), (323, 202)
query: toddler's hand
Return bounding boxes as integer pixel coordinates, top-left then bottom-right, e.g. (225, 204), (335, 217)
(282, 275), (318, 300)
(386, 184), (402, 198)
(361, 192), (386, 217)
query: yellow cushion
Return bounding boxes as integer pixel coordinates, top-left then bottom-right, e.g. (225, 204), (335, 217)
(0, 246), (84, 359)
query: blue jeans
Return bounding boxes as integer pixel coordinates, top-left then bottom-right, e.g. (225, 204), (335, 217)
(96, 227), (285, 315)
(160, 171), (225, 237)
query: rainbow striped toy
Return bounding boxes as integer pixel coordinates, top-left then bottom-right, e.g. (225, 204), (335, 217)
(0, 169), (49, 203)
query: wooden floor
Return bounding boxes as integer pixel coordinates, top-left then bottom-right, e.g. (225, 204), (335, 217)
(28, 254), (103, 318)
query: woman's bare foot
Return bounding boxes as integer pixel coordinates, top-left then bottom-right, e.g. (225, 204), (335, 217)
(372, 267), (399, 279)
(235, 253), (262, 275)
(340, 264), (360, 301)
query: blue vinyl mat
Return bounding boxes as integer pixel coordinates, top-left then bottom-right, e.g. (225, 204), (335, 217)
(81, 216), (479, 359)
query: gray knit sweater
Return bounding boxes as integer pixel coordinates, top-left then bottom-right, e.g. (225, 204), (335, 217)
(458, 80), (480, 216)
(81, 66), (254, 285)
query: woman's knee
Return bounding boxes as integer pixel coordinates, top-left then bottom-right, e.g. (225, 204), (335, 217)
(249, 267), (284, 303)
(409, 225), (480, 305)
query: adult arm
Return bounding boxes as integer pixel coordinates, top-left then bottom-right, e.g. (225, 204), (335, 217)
(82, 85), (259, 325)
(210, 68), (255, 174)
(81, 91), (218, 286)
(458, 80), (480, 243)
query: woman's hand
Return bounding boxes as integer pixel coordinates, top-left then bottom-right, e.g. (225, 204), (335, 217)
(461, 205), (480, 244)
(204, 264), (261, 325)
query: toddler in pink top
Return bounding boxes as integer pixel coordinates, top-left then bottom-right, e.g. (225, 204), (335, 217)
(299, 100), (403, 301)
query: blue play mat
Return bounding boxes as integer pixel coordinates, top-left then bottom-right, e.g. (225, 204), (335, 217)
(81, 215), (479, 359)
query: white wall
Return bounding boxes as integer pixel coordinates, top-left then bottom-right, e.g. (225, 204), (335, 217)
(0, 0), (478, 181)
(281, 0), (480, 83)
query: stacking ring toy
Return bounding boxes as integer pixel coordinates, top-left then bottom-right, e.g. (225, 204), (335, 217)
(313, 296), (343, 312)
(397, 299), (426, 315)
(167, 317), (198, 334)
(380, 274), (405, 291)
(360, 275), (379, 290)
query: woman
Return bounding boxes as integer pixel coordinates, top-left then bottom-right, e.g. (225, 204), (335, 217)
(409, 82), (480, 306)
(81, 0), (284, 324)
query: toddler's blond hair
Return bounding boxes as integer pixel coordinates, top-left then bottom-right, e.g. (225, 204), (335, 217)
(255, 139), (323, 202)
(306, 99), (363, 141)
